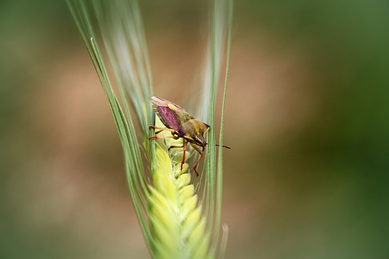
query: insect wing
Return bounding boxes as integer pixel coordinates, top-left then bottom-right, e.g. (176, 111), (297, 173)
(151, 96), (186, 111)
(151, 96), (186, 131)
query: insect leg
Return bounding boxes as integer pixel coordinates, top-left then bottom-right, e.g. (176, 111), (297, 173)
(149, 135), (178, 141)
(149, 125), (176, 135)
(181, 140), (187, 171)
(149, 126), (177, 139)
(167, 141), (187, 171)
(167, 145), (184, 151)
(190, 143), (204, 177)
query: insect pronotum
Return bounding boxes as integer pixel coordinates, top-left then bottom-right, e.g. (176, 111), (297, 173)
(149, 96), (229, 176)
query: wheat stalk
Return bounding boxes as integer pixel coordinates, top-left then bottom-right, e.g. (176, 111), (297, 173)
(67, 0), (233, 258)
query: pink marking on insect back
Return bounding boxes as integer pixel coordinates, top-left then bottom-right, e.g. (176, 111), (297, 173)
(151, 96), (167, 107)
(151, 96), (185, 110)
(156, 106), (181, 131)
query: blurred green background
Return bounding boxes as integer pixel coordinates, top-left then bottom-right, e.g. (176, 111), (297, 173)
(1, 0), (388, 258)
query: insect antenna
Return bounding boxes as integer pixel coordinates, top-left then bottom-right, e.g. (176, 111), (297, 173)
(216, 144), (231, 149)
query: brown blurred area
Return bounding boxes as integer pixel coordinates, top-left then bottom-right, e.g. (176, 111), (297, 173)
(1, 1), (389, 258)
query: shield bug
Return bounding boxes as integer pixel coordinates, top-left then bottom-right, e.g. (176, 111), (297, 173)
(149, 96), (211, 176)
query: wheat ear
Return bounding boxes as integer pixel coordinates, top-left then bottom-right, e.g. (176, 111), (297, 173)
(148, 118), (209, 258)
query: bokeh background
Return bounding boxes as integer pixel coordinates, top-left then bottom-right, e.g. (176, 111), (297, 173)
(1, 1), (388, 258)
